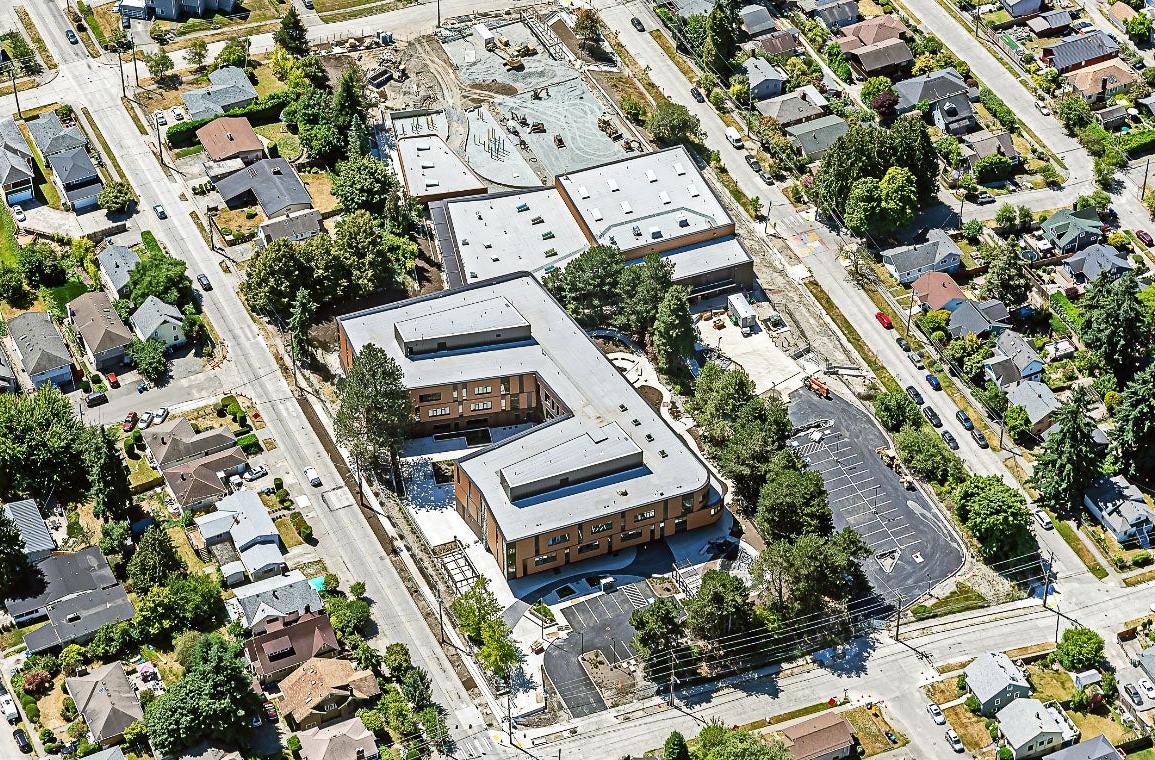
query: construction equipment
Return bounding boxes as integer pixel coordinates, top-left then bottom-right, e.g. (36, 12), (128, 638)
(529, 121), (546, 133)
(517, 44), (538, 56)
(805, 376), (829, 399)
(597, 115), (620, 139)
(504, 56), (523, 70)
(711, 319), (726, 330)
(553, 134), (566, 148)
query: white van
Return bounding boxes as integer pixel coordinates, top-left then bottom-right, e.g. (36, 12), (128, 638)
(725, 126), (743, 148)
(304, 466), (322, 487)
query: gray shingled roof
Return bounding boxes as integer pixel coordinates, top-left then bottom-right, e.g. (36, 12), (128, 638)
(997, 698), (1067, 752)
(948, 299), (1010, 339)
(69, 291), (133, 354)
(2, 499), (55, 556)
(1043, 207), (1102, 250)
(1027, 8), (1072, 34)
(848, 38), (913, 72)
(232, 570), (323, 629)
(883, 229), (962, 277)
(48, 147), (98, 185)
(743, 56), (787, 90)
(0, 118), (34, 188)
(27, 585), (136, 654)
(131, 295), (182, 342)
(995, 331), (1043, 375)
(894, 67), (968, 110)
(3, 546), (117, 617)
(1067, 243), (1133, 281)
(1007, 380), (1060, 425)
(1045, 31), (1119, 71)
(256, 208), (323, 249)
(214, 159), (312, 218)
(65, 662), (143, 743)
(8, 312), (71, 376)
(739, 4), (776, 36)
(964, 652), (1029, 705)
(1043, 736), (1123, 760)
(181, 66), (258, 121)
(96, 245), (140, 296)
(786, 114), (849, 156)
(26, 112), (87, 157)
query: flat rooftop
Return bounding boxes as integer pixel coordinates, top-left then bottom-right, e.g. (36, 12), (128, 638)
(556, 146), (733, 255)
(396, 135), (487, 201)
(628, 236), (753, 281)
(443, 188), (589, 282)
(338, 274), (710, 540)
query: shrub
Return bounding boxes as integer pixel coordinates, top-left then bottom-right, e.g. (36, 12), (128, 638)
(956, 673), (967, 692)
(965, 694), (980, 713)
(1135, 550), (1153, 567)
(60, 696), (77, 721)
(22, 670), (51, 693)
(980, 87), (1018, 132)
(323, 573), (340, 592)
(21, 699), (39, 724)
(227, 402), (243, 419)
(273, 477), (284, 490)
(275, 488), (290, 501)
(911, 604), (933, 619)
(235, 433), (262, 454)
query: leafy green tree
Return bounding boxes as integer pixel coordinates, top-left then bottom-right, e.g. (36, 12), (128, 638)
(145, 48), (174, 80)
(652, 285), (696, 375)
(127, 525), (185, 594)
(646, 102), (701, 144)
(630, 597), (685, 678)
(1004, 404), (1031, 439)
(1112, 363), (1155, 475)
(755, 465), (831, 542)
(954, 476), (1033, 560)
(17, 242), (67, 288)
(0, 510), (28, 599)
(751, 530), (866, 616)
(173, 630), (203, 669)
(573, 7), (602, 52)
(685, 570), (755, 640)
(300, 123), (343, 163)
(701, 1), (736, 79)
(0, 265), (27, 304)
(699, 726), (792, 760)
(879, 165), (918, 228)
(347, 116), (370, 158)
(874, 389), (923, 432)
(134, 575), (224, 642)
(477, 618), (520, 677)
(334, 343), (411, 491)
(97, 182), (135, 212)
(323, 595), (371, 639)
(449, 578), (501, 643)
(1031, 387), (1103, 513)
(712, 398), (791, 504)
(1127, 11), (1152, 42)
(400, 667), (433, 709)
(895, 426), (966, 485)
(844, 177), (885, 239)
(384, 642), (412, 676)
(186, 38), (209, 69)
(943, 334), (993, 382)
(333, 210), (414, 295)
(995, 203), (1018, 230)
(975, 153), (1013, 182)
(274, 7), (310, 57)
(861, 76), (894, 104)
(332, 64), (371, 132)
(180, 304), (203, 343)
(87, 621), (137, 660)
(1056, 628), (1105, 671)
(241, 235), (343, 315)
(331, 154), (399, 215)
(59, 644), (86, 675)
(98, 520), (131, 566)
(688, 363), (755, 443)
(418, 706), (450, 753)
(664, 731), (690, 760)
(615, 253), (674, 341)
(288, 287), (315, 365)
(980, 238), (1031, 308)
(128, 250), (192, 308)
(212, 39), (248, 71)
(1081, 273), (1151, 383)
(544, 245), (623, 327)
(85, 426), (132, 521)
(127, 338), (168, 384)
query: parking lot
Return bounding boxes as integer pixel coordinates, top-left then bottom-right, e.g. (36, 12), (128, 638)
(789, 391), (965, 609)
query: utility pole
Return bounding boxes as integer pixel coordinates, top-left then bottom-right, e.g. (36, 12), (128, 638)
(505, 666), (514, 742)
(893, 592), (904, 641)
(438, 596), (445, 644)
(1054, 602), (1062, 643)
(117, 50), (126, 98)
(1143, 158), (1152, 201)
(1042, 550), (1055, 607)
(7, 67), (21, 120)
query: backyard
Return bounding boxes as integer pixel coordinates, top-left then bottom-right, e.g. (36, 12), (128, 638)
(254, 122), (302, 161)
(302, 172), (339, 214)
(843, 706), (908, 756)
(1025, 664), (1075, 703)
(944, 704), (993, 753)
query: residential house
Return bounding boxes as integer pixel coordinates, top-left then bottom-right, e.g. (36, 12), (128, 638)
(66, 662), (144, 746)
(1064, 243), (1133, 286)
(961, 130), (1019, 172)
(2, 499), (55, 563)
(1095, 104), (1128, 129)
(984, 331), (1045, 389)
(26, 111), (87, 158)
(0, 118), (34, 204)
(204, 157), (248, 183)
(96, 245), (140, 299)
(947, 299), (1011, 339)
(1108, 2), (1140, 33)
(964, 652), (1032, 715)
(754, 86), (828, 126)
(8, 311), (73, 388)
(749, 28), (801, 57)
(280, 657), (381, 731)
(244, 612), (339, 685)
(131, 295), (186, 348)
(86, 749), (128, 760)
(837, 14), (909, 50)
(894, 68), (977, 135)
(797, 0), (859, 28)
(662, 0), (714, 19)
(195, 490), (285, 586)
(996, 698), (1079, 759)
(1042, 32), (1120, 74)
(739, 4), (776, 37)
(1062, 56), (1136, 102)
(1026, 9), (1073, 36)
(0, 348), (15, 393)
(182, 66), (257, 121)
(173, 743), (243, 760)
(195, 117), (265, 164)
(1007, 380), (1061, 438)
(913, 272), (967, 312)
(229, 570), (324, 633)
(743, 57), (788, 101)
(68, 291), (132, 371)
(1043, 736), (1123, 760)
(143, 416), (236, 469)
(1041, 207), (1102, 254)
(881, 229), (963, 285)
(48, 148), (103, 212)
(162, 446), (249, 512)
(254, 208), (324, 250)
(1000, 0), (1042, 18)
(779, 711), (856, 760)
(844, 38), (914, 79)
(297, 716), (380, 760)
(215, 159), (313, 219)
(786, 114), (849, 159)
(1084, 474), (1155, 545)
(145, 0), (236, 21)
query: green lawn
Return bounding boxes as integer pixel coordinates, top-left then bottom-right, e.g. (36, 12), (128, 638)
(40, 279), (89, 318)
(0, 204), (17, 267)
(254, 122), (301, 161)
(140, 230), (163, 257)
(1026, 665), (1075, 703)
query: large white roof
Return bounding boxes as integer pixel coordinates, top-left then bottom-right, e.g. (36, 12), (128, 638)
(396, 134), (487, 200)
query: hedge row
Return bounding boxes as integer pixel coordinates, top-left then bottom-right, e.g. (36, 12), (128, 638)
(165, 90), (294, 147)
(1121, 128), (1155, 156)
(979, 87), (1018, 133)
(235, 433), (262, 454)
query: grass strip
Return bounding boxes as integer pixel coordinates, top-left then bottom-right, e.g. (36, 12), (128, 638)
(648, 29), (699, 84)
(603, 29), (669, 107)
(121, 98), (149, 135)
(15, 7), (56, 70)
(0, 205), (18, 267)
(140, 230), (163, 257)
(768, 701), (835, 724)
(803, 279), (899, 392)
(80, 107), (131, 188)
(318, 0), (415, 22)
(1054, 518), (1108, 580)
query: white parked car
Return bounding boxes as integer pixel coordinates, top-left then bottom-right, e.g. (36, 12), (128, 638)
(1141, 679), (1155, 702)
(10, 205), (24, 223)
(927, 702), (945, 725)
(153, 407), (169, 424)
(1032, 508), (1054, 530)
(0, 693), (18, 724)
(946, 729), (965, 753)
(136, 411), (154, 429)
(154, 111), (167, 126)
(304, 466), (321, 487)
(170, 107), (184, 122)
(243, 465), (268, 482)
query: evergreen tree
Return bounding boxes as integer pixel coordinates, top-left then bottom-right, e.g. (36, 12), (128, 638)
(701, 1), (736, 79)
(274, 7), (310, 58)
(1111, 363), (1155, 476)
(651, 286), (696, 375)
(334, 344), (411, 494)
(127, 526), (186, 595)
(664, 731), (690, 760)
(980, 237), (1031, 308)
(615, 253), (674, 341)
(1081, 272), (1151, 383)
(1030, 388), (1103, 513)
(288, 287), (316, 366)
(0, 510), (28, 599)
(332, 64), (371, 132)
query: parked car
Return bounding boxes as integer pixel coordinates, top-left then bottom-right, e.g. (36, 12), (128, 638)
(1, 693), (18, 724)
(122, 412), (138, 432)
(1032, 508), (1054, 530)
(249, 713), (263, 728)
(154, 111), (167, 126)
(13, 727), (30, 754)
(153, 204), (167, 219)
(759, 171), (775, 185)
(690, 86), (705, 103)
(895, 336), (911, 352)
(85, 391), (108, 408)
(908, 351), (925, 370)
(875, 311), (893, 329)
(1034, 100), (1051, 116)
(925, 374), (941, 391)
(136, 411), (154, 430)
(243, 465), (268, 482)
(923, 406), (942, 427)
(941, 430), (958, 449)
(955, 410), (974, 431)
(974, 191), (995, 205)
(1126, 683), (1144, 705)
(1142, 679), (1155, 702)
(121, 15), (130, 29)
(10, 205), (24, 223)
(905, 385), (924, 405)
(153, 407), (169, 424)
(927, 703), (945, 725)
(946, 729), (965, 753)
(170, 107), (184, 122)
(262, 700), (277, 719)
(197, 273), (213, 291)
(304, 466), (322, 487)
(630, 16), (645, 31)
(1138, 230), (1154, 247)
(65, 29), (79, 44)
(971, 428), (989, 448)
(107, 372), (119, 388)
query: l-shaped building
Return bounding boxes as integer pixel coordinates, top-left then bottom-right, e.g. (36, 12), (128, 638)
(337, 274), (724, 579)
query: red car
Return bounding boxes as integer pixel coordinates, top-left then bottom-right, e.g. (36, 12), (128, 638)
(874, 311), (893, 329)
(262, 701), (277, 720)
(121, 412), (138, 432)
(106, 372), (119, 388)
(1138, 230), (1154, 247)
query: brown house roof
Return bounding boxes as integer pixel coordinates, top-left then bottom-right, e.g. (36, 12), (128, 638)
(846, 38), (914, 73)
(144, 417), (236, 468)
(1065, 57), (1139, 98)
(781, 712), (856, 760)
(162, 446), (247, 506)
(68, 291), (132, 354)
(195, 117), (264, 162)
(280, 658), (381, 725)
(838, 13), (908, 51)
(913, 272), (966, 310)
(243, 612), (339, 680)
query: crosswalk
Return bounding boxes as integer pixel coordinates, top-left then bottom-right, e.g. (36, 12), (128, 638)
(623, 584), (649, 609)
